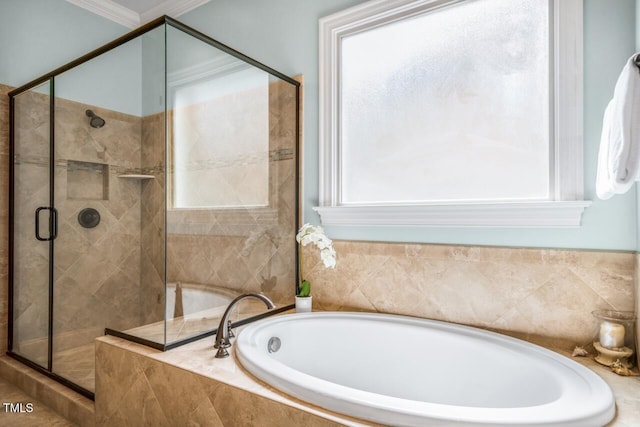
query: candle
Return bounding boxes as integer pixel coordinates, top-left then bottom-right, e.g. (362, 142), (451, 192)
(599, 321), (625, 349)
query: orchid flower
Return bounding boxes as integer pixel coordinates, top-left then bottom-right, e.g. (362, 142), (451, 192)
(296, 223), (336, 296)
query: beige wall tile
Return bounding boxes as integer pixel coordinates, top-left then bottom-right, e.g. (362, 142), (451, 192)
(635, 254), (639, 371)
(305, 241), (635, 349)
(6, 92), (145, 359)
(95, 339), (351, 427)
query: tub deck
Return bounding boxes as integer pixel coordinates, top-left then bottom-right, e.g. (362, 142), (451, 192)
(94, 318), (640, 427)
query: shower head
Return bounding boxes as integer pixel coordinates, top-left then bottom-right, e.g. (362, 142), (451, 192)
(85, 109), (105, 128)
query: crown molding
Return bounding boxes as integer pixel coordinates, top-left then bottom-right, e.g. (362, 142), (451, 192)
(66, 0), (139, 27)
(140, 0), (210, 24)
(66, 0), (210, 28)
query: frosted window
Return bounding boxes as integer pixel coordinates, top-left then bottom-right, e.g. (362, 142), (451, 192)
(340, 0), (549, 204)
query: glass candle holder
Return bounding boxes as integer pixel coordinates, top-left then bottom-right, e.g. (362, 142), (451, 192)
(591, 310), (636, 368)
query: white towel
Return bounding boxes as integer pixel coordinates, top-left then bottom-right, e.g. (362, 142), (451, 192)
(596, 54), (640, 200)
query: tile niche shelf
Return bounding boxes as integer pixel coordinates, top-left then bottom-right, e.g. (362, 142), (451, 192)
(67, 160), (109, 200)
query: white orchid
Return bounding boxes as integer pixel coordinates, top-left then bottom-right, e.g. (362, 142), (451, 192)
(296, 223), (336, 296)
(320, 247), (337, 269)
(296, 223), (336, 269)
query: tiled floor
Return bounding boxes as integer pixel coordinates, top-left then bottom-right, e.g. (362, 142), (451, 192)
(13, 343), (96, 393)
(0, 378), (75, 426)
(52, 344), (95, 392)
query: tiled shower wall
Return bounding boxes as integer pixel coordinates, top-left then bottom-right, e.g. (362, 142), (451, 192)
(10, 91), (144, 358)
(303, 241), (636, 349)
(139, 112), (165, 325)
(52, 99), (144, 351)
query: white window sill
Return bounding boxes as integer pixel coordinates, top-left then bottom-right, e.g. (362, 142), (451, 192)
(313, 201), (592, 228)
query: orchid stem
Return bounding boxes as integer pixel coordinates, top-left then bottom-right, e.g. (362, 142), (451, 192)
(298, 244), (303, 295)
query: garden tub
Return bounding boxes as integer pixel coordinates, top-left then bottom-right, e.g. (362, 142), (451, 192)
(236, 312), (615, 426)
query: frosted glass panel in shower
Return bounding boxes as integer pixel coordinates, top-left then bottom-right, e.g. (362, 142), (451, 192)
(340, 0), (549, 204)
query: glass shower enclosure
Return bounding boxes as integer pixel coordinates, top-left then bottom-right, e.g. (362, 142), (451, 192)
(9, 16), (299, 399)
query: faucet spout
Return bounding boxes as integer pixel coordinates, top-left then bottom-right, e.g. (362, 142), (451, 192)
(214, 293), (275, 358)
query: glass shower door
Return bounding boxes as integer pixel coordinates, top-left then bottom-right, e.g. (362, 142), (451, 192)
(11, 80), (53, 370)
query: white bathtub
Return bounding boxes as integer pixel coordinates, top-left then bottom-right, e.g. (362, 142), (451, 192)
(236, 312), (615, 427)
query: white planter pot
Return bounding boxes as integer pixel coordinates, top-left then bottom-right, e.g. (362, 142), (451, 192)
(295, 296), (312, 313)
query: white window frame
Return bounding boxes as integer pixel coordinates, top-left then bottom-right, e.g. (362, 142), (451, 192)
(315, 0), (591, 227)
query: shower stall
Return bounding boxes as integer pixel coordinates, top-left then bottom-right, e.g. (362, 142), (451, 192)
(8, 16), (299, 398)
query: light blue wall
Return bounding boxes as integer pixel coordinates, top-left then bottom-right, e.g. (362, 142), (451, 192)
(180, 0), (638, 251)
(0, 0), (142, 115)
(53, 38), (143, 116)
(1, 0), (637, 250)
(580, 0), (637, 251)
(0, 0), (129, 85)
(637, 0), (640, 254)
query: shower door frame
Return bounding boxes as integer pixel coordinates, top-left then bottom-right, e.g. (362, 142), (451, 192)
(7, 15), (300, 401)
(7, 17), (170, 401)
(8, 75), (71, 391)
(9, 77), (101, 398)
